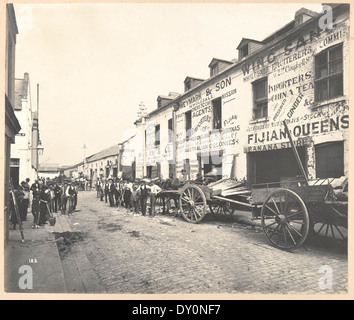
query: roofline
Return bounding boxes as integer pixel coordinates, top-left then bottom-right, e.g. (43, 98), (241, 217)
(157, 95), (174, 101)
(142, 4), (347, 120)
(119, 134), (136, 146)
(208, 58), (234, 67)
(184, 76), (205, 83)
(83, 136), (135, 164)
(236, 37), (262, 49)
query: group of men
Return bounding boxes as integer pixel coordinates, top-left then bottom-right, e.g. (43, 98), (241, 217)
(10, 178), (79, 230)
(96, 178), (163, 217)
(95, 168), (202, 217)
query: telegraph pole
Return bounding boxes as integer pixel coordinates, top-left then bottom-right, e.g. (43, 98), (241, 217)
(83, 144), (87, 178)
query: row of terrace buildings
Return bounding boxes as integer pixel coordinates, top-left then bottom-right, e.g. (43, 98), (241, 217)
(76, 4), (349, 188)
(4, 4), (42, 241)
(131, 4), (350, 186)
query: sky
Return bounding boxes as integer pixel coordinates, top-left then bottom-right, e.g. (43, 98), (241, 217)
(13, 2), (323, 166)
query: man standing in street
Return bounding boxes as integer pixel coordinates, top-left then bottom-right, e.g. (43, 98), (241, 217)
(39, 185), (50, 226)
(73, 182), (79, 211)
(31, 186), (40, 229)
(66, 182), (76, 215)
(148, 181), (161, 217)
(124, 180), (133, 210)
(54, 182), (62, 213)
(107, 178), (115, 207)
(61, 182), (68, 214)
(30, 179), (40, 193)
(139, 181), (149, 216)
(104, 179), (109, 203)
(20, 181), (30, 221)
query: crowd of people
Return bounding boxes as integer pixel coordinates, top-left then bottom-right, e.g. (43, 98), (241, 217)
(94, 169), (197, 217)
(9, 166), (219, 230)
(95, 178), (163, 217)
(93, 166), (221, 217)
(9, 177), (79, 230)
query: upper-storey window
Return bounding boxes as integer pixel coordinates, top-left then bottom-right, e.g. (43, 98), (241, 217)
(240, 45), (249, 59)
(212, 98), (222, 130)
(168, 118), (173, 143)
(185, 82), (191, 92)
(185, 111), (192, 139)
(315, 44), (343, 102)
(211, 65), (219, 77)
(155, 124), (160, 146)
(252, 77), (268, 120)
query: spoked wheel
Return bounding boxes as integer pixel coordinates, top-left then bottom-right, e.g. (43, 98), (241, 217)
(209, 201), (233, 216)
(179, 184), (207, 224)
(261, 188), (309, 251)
(314, 222), (347, 240)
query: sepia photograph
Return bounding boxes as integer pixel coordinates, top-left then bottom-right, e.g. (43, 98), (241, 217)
(2, 1), (351, 300)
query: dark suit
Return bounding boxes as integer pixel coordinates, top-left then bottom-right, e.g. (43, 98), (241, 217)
(54, 185), (61, 212)
(107, 182), (115, 207)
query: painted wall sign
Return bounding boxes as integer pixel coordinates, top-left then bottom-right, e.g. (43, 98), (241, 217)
(245, 138), (307, 153)
(247, 114), (348, 146)
(241, 23), (348, 82)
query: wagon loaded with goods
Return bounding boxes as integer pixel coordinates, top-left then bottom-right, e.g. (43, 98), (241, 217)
(173, 121), (348, 251)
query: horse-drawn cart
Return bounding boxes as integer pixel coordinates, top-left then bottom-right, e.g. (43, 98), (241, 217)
(172, 175), (347, 251)
(168, 121), (348, 251)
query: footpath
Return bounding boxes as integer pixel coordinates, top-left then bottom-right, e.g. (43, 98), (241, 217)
(4, 202), (258, 296)
(4, 214), (66, 294)
(4, 208), (105, 295)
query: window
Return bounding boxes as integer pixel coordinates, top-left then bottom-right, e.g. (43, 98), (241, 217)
(253, 77), (268, 120)
(155, 125), (160, 146)
(147, 166), (152, 178)
(211, 64), (218, 77)
(315, 141), (344, 178)
(185, 82), (191, 92)
(168, 118), (173, 143)
(212, 98), (222, 130)
(240, 45), (249, 59)
(185, 111), (192, 139)
(315, 44), (343, 102)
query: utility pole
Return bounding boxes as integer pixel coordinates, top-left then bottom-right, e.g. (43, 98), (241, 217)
(83, 144), (87, 178)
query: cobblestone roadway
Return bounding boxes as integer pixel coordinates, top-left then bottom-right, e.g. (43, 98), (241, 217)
(63, 191), (347, 294)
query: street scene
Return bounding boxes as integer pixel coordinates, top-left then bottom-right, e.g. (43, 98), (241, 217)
(3, 2), (350, 297)
(5, 190), (348, 294)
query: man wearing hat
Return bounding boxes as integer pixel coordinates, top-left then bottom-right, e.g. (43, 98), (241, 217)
(31, 185), (40, 229)
(138, 181), (149, 216)
(54, 182), (62, 213)
(178, 169), (188, 184)
(66, 182), (76, 215)
(61, 182), (69, 214)
(39, 185), (50, 226)
(148, 181), (161, 217)
(20, 181), (30, 221)
(107, 178), (115, 207)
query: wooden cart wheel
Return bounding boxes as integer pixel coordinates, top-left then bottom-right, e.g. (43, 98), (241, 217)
(179, 184), (207, 224)
(261, 188), (309, 251)
(209, 201), (232, 216)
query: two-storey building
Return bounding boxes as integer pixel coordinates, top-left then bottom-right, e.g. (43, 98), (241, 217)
(135, 4), (349, 187)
